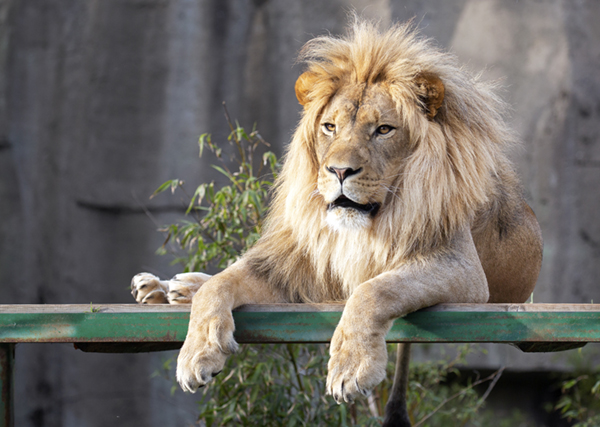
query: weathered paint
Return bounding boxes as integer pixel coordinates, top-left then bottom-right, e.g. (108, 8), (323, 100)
(0, 312), (188, 343)
(0, 344), (14, 427)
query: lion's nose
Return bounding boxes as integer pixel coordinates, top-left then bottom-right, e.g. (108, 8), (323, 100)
(326, 166), (363, 183)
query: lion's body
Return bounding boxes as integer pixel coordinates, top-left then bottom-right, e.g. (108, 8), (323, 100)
(242, 21), (542, 305)
(132, 18), (542, 425)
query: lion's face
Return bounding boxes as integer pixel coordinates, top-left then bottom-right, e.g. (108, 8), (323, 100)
(315, 83), (410, 231)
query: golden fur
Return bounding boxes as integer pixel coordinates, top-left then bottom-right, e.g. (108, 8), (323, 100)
(132, 18), (542, 418)
(245, 19), (525, 302)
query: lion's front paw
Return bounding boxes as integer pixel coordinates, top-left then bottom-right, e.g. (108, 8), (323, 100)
(326, 324), (388, 404)
(176, 311), (239, 393)
(131, 273), (169, 304)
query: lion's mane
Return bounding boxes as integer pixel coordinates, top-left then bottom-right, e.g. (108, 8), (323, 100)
(246, 18), (518, 303)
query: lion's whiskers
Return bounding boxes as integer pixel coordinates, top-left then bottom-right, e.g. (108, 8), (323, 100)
(380, 184), (404, 203)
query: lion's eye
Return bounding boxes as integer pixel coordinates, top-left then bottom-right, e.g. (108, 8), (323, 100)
(323, 123), (336, 133)
(376, 125), (395, 135)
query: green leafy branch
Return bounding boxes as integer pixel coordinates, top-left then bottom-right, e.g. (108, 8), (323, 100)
(152, 110), (278, 273)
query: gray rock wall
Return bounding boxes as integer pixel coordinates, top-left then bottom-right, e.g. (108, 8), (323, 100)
(1, 0), (599, 425)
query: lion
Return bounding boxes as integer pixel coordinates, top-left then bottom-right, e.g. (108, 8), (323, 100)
(131, 18), (542, 426)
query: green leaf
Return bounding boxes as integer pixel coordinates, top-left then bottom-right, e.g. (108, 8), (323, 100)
(211, 165), (232, 179)
(150, 179), (181, 199)
(563, 379), (579, 391)
(186, 184), (207, 215)
(198, 133), (211, 157)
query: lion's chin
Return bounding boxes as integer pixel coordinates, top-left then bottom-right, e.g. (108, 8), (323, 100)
(325, 207), (373, 232)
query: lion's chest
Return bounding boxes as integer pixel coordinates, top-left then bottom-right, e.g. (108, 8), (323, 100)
(315, 229), (391, 297)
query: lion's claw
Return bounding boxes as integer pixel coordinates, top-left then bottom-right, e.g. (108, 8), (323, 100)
(176, 309), (238, 393)
(326, 323), (388, 404)
(177, 347), (232, 392)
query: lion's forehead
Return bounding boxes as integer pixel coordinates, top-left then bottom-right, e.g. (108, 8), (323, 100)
(325, 84), (400, 126)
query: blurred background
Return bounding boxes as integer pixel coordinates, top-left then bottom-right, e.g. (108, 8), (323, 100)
(1, 0), (599, 425)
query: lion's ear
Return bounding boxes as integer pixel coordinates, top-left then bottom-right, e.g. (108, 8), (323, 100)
(415, 73), (445, 119)
(295, 71), (319, 107)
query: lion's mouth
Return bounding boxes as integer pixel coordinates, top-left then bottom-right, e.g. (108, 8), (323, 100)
(328, 195), (380, 216)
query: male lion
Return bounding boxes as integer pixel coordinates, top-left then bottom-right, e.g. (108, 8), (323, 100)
(132, 19), (542, 426)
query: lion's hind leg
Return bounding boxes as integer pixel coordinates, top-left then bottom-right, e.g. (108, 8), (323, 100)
(131, 272), (211, 304)
(131, 273), (170, 304)
(168, 273), (211, 304)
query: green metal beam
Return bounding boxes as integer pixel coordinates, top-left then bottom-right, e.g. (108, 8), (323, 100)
(0, 304), (599, 347)
(0, 303), (598, 425)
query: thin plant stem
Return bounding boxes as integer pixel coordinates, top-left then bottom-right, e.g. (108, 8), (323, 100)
(413, 368), (505, 427)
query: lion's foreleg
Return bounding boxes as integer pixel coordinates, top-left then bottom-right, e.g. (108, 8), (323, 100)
(326, 227), (489, 403)
(176, 259), (287, 393)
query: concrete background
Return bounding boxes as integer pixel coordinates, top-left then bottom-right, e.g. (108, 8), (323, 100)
(1, 0), (599, 425)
